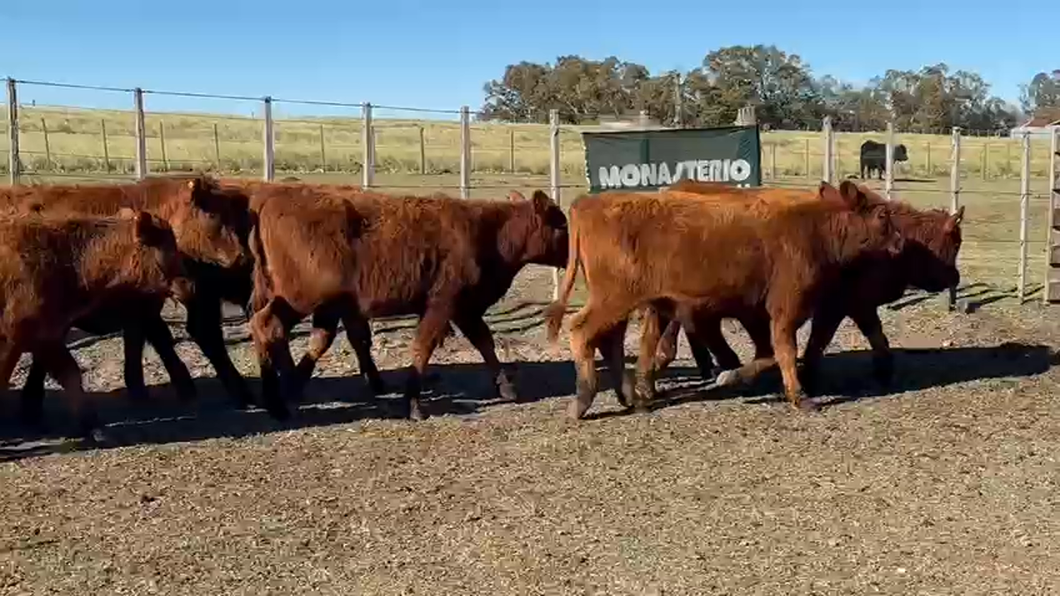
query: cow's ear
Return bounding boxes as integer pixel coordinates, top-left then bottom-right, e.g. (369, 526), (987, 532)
(507, 190), (527, 202)
(945, 205), (965, 233)
(817, 181), (841, 202)
(531, 190), (553, 212)
(837, 180), (866, 210)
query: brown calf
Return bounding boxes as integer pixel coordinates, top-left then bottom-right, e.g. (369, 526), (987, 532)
(651, 184), (964, 393)
(247, 186), (568, 420)
(2, 176), (257, 412)
(543, 180), (904, 419)
(0, 211), (193, 440)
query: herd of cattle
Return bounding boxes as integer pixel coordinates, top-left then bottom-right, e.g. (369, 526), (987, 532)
(0, 172), (964, 442)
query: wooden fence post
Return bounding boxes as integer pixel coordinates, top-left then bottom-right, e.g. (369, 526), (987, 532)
(769, 142), (777, 180)
(981, 143), (988, 180)
(133, 87), (147, 180)
(318, 123), (326, 172)
(948, 127), (962, 310)
(101, 119), (111, 172)
(459, 105), (471, 199)
(925, 142), (932, 175)
(822, 116), (834, 184)
(40, 117), (51, 171)
(1018, 132), (1031, 302)
(362, 102), (374, 188)
(6, 79), (19, 185)
(885, 121), (895, 200)
(549, 108), (561, 300)
(804, 138), (811, 180)
(419, 125), (427, 175)
(212, 123), (221, 169)
(509, 128), (516, 173)
(158, 120), (169, 172)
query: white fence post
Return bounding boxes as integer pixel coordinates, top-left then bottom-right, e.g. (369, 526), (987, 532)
(362, 102), (374, 188)
(885, 121), (895, 200)
(133, 87), (148, 180)
(549, 108), (562, 300)
(459, 105), (471, 199)
(6, 78), (19, 186)
(1018, 132), (1031, 303)
(1046, 127), (1060, 304)
(822, 116), (834, 184)
(948, 127), (962, 310)
(262, 96), (274, 182)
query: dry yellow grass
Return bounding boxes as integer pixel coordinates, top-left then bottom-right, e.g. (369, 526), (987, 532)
(1, 105), (1055, 181)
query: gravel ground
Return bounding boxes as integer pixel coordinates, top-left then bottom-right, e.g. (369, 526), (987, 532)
(1, 265), (1059, 595)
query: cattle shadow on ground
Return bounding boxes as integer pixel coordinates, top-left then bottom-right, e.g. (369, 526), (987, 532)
(887, 282), (1037, 312)
(893, 177), (937, 184)
(652, 342), (1056, 412)
(0, 358), (580, 460)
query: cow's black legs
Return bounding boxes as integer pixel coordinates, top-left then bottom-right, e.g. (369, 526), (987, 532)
(186, 296), (255, 409)
(342, 312), (388, 396)
(451, 312), (517, 402)
(141, 314), (197, 402)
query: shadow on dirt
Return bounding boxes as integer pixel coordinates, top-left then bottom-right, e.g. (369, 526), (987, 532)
(655, 342), (1056, 412)
(0, 357), (579, 461)
(0, 341), (1053, 460)
(887, 282), (1040, 313)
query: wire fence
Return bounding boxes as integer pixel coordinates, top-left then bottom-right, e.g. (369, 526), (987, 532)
(2, 78), (1059, 302)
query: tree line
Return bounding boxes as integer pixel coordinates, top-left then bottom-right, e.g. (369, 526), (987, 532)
(478, 45), (1060, 135)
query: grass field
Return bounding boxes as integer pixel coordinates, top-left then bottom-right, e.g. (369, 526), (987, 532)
(1, 104), (1057, 182)
(3, 107), (1060, 593)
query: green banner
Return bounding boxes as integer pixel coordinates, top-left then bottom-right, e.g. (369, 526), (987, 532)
(581, 125), (762, 193)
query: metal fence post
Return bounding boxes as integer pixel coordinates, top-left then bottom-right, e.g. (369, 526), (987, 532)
(262, 96), (274, 181)
(362, 102), (374, 188)
(822, 116), (834, 184)
(885, 121), (895, 200)
(549, 108), (562, 300)
(133, 87), (148, 180)
(947, 127), (962, 310)
(1018, 132), (1031, 303)
(1046, 127), (1059, 305)
(459, 105), (471, 199)
(6, 78), (19, 185)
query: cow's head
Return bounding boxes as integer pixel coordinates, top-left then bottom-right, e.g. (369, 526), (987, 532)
(128, 210), (196, 304)
(894, 144), (909, 162)
(893, 205), (964, 292)
(820, 180), (904, 257)
(166, 176), (252, 270)
(507, 190), (569, 268)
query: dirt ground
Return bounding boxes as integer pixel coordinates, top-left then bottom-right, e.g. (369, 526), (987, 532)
(1, 264), (1060, 595)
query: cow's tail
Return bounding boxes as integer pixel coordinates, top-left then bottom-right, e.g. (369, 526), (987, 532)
(245, 208), (273, 313)
(543, 215), (583, 344)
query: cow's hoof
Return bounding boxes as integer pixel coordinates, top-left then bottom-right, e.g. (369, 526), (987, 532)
(791, 394), (819, 413)
(497, 380), (518, 403)
(715, 369), (741, 387)
(408, 405), (427, 422)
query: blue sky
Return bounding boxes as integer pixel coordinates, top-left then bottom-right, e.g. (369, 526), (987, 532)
(1, 0), (1053, 120)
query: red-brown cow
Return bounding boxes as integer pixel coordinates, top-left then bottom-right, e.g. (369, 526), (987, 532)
(1, 176), (256, 413)
(247, 186), (568, 421)
(650, 181), (964, 394)
(543, 180), (904, 419)
(0, 211), (194, 441)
